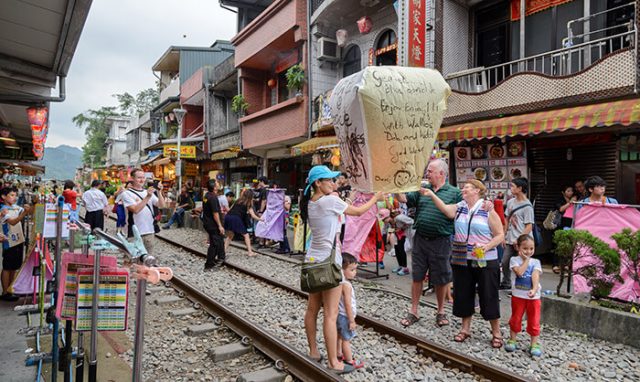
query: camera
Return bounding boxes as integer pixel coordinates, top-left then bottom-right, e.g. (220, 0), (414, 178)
(420, 180), (430, 189)
(146, 180), (159, 189)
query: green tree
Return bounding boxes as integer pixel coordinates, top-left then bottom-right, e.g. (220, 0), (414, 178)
(73, 106), (119, 167)
(113, 86), (159, 116)
(554, 229), (622, 298)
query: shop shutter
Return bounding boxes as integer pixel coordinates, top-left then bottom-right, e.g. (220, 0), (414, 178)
(529, 141), (618, 223)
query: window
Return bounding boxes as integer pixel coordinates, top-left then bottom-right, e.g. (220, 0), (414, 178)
(343, 45), (361, 77)
(277, 70), (291, 103)
(375, 29), (397, 66)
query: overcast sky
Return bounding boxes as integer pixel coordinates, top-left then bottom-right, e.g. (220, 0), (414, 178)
(47, 0), (237, 148)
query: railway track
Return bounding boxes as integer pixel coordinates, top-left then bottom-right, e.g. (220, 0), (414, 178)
(155, 234), (529, 382)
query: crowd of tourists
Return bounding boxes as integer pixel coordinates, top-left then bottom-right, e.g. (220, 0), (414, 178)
(0, 165), (621, 374)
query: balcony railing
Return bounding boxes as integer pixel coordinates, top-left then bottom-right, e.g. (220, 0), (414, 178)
(446, 30), (636, 93)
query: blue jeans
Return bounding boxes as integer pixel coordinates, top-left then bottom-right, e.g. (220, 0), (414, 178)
(166, 208), (185, 227)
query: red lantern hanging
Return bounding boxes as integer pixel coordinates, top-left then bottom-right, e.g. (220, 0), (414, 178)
(267, 78), (277, 88)
(357, 16), (373, 35)
(26, 106), (48, 126)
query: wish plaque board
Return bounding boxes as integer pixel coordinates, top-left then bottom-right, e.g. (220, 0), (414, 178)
(330, 66), (450, 193)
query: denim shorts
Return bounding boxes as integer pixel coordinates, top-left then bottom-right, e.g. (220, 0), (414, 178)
(336, 314), (356, 341)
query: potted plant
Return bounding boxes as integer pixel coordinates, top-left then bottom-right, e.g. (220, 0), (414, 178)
(286, 64), (305, 96)
(231, 94), (249, 116)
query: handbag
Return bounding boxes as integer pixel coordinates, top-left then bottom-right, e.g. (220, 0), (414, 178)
(300, 236), (342, 293)
(112, 204), (118, 214)
(543, 209), (561, 230)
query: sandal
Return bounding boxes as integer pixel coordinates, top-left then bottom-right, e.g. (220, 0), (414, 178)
(491, 335), (504, 349)
(328, 363), (355, 375)
(310, 354), (324, 363)
(436, 313), (450, 327)
(454, 331), (471, 343)
(344, 359), (365, 369)
(552, 266), (560, 274)
(400, 313), (420, 327)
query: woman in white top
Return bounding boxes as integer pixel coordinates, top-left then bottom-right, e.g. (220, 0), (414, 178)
(301, 165), (383, 374)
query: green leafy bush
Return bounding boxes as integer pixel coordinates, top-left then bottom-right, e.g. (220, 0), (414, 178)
(611, 228), (640, 298)
(285, 64), (305, 92)
(231, 95), (249, 115)
(553, 229), (622, 298)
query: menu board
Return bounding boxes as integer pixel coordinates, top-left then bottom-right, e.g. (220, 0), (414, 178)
(453, 141), (527, 198)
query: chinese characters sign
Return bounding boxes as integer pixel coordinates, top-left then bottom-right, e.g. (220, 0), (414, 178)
(408, 0), (425, 67)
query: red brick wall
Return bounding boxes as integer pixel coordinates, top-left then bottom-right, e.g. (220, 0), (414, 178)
(241, 101), (306, 149)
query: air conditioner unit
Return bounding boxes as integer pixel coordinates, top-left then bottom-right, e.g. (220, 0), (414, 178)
(318, 37), (339, 61)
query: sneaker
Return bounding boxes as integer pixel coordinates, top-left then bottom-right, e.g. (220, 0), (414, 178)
(162, 225), (170, 230)
(214, 260), (225, 267)
(378, 262), (385, 269)
(203, 267), (215, 272)
(392, 267), (402, 273)
(397, 268), (410, 276)
(505, 339), (518, 352)
(499, 284), (511, 290)
(529, 344), (542, 357)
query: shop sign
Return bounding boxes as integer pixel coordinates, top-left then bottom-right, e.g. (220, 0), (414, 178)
(163, 145), (196, 159)
(184, 162), (198, 177)
(408, 0), (425, 67)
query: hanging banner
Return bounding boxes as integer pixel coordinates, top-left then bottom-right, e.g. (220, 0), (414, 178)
(573, 204), (640, 302)
(43, 203), (70, 239)
(75, 267), (129, 331)
(408, 0), (426, 67)
(255, 189), (285, 242)
(342, 192), (379, 260)
(511, 0), (575, 21)
(330, 66), (450, 193)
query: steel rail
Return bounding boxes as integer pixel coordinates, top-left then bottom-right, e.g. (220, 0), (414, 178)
(168, 274), (345, 382)
(157, 235), (530, 382)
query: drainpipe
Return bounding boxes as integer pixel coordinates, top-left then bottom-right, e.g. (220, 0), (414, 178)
(519, 0), (525, 61)
(0, 76), (66, 105)
(307, 0), (313, 140)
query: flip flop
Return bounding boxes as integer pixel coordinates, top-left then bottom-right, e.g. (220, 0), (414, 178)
(328, 363), (355, 375)
(400, 312), (420, 327)
(310, 354), (324, 363)
(491, 335), (504, 349)
(344, 359), (365, 369)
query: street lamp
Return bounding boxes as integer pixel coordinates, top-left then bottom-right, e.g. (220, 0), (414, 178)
(172, 108), (187, 192)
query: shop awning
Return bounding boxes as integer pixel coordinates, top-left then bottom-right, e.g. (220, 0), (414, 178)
(211, 150), (239, 161)
(438, 98), (640, 141)
(139, 153), (161, 165)
(291, 136), (338, 156)
(152, 156), (172, 166)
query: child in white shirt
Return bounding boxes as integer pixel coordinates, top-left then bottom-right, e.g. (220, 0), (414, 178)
(505, 234), (543, 357)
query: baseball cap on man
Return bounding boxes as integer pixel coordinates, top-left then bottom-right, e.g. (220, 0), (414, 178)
(304, 165), (341, 195)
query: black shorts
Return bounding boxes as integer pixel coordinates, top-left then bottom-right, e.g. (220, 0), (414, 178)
(2, 244), (24, 271)
(411, 235), (452, 285)
(452, 260), (501, 321)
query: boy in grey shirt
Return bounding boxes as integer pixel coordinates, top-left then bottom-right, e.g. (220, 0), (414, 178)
(500, 178), (534, 289)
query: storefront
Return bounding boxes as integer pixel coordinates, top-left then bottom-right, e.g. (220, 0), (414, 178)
(440, 98), (640, 220)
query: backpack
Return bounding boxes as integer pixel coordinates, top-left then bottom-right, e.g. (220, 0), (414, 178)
(509, 203), (543, 246)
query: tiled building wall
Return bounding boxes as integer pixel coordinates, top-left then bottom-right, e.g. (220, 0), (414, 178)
(442, 0), (469, 76)
(310, 6), (398, 98)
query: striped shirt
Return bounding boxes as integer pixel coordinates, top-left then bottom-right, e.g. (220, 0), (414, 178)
(407, 183), (462, 238)
(453, 200), (498, 261)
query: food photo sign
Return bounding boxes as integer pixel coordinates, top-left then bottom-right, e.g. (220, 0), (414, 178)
(454, 141), (528, 197)
(330, 66), (451, 193)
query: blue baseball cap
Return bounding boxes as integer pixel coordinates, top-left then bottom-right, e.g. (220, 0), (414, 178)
(304, 165), (341, 195)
